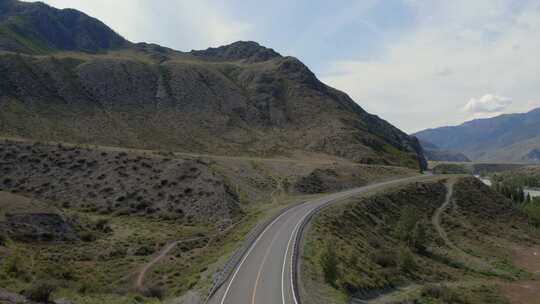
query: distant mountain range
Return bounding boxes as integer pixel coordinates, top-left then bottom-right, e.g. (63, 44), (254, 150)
(418, 140), (471, 162)
(0, 0), (426, 169)
(414, 108), (540, 163)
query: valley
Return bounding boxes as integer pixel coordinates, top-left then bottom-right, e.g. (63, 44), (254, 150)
(1, 1), (540, 304)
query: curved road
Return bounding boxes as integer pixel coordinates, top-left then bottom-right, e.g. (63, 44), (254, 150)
(209, 174), (428, 304)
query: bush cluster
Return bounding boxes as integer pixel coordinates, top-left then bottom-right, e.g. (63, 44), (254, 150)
(421, 284), (469, 303)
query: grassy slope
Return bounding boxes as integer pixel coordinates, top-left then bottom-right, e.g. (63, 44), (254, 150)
(0, 15), (56, 54)
(0, 139), (416, 303)
(301, 176), (540, 304)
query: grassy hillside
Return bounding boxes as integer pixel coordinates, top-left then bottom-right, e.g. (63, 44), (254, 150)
(301, 176), (540, 304)
(0, 139), (416, 303)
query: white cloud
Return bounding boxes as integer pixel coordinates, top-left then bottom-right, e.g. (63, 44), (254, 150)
(24, 0), (252, 50)
(321, 0), (540, 132)
(462, 94), (512, 118)
(163, 1), (252, 49)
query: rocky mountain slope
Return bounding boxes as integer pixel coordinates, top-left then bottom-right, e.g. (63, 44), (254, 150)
(414, 108), (540, 163)
(0, 0), (426, 170)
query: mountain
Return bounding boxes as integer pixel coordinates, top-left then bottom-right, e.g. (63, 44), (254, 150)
(0, 0), (426, 170)
(0, 0), (129, 53)
(419, 140), (471, 162)
(414, 108), (540, 163)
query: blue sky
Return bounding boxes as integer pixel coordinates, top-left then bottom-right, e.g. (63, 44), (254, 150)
(27, 0), (540, 132)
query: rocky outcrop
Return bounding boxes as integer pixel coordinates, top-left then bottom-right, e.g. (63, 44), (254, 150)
(190, 41), (281, 63)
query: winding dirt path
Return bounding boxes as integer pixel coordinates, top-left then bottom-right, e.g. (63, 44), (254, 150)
(135, 216), (248, 291)
(136, 237), (207, 290)
(431, 179), (484, 261)
(432, 179), (510, 276)
(432, 179), (459, 251)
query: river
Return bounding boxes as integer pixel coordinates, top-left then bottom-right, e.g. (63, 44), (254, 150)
(525, 188), (540, 199)
(474, 175), (492, 186)
(474, 175), (540, 198)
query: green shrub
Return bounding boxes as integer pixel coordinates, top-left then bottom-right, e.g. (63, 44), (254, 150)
(94, 218), (112, 233)
(78, 278), (101, 295)
(24, 281), (55, 303)
(80, 231), (96, 242)
(394, 206), (430, 253)
(411, 221), (429, 254)
(421, 284), (469, 303)
(2, 249), (25, 278)
(492, 181), (526, 204)
(367, 237), (382, 249)
(371, 249), (398, 268)
(398, 247), (416, 273)
(321, 244), (339, 287)
(143, 285), (164, 300)
(0, 233), (6, 246)
(521, 198), (540, 227)
(394, 206), (419, 242)
(44, 263), (76, 281)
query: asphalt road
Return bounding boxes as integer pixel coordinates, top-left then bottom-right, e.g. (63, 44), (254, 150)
(209, 175), (428, 304)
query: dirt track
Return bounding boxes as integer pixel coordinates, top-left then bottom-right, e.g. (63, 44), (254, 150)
(136, 237), (207, 290)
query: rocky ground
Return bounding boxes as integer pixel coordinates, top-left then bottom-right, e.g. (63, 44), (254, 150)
(0, 140), (242, 226)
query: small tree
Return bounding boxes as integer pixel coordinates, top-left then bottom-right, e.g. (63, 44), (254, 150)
(412, 221), (429, 254)
(394, 207), (417, 241)
(398, 247), (416, 273)
(321, 244), (339, 287)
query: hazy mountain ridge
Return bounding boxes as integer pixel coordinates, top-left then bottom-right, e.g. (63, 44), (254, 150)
(419, 140), (471, 162)
(414, 108), (540, 163)
(0, 0), (426, 169)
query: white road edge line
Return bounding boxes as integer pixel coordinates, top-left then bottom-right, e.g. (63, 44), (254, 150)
(281, 210), (310, 304)
(289, 212), (307, 304)
(282, 177), (420, 304)
(283, 187), (380, 304)
(220, 175), (422, 304)
(219, 203), (304, 304)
